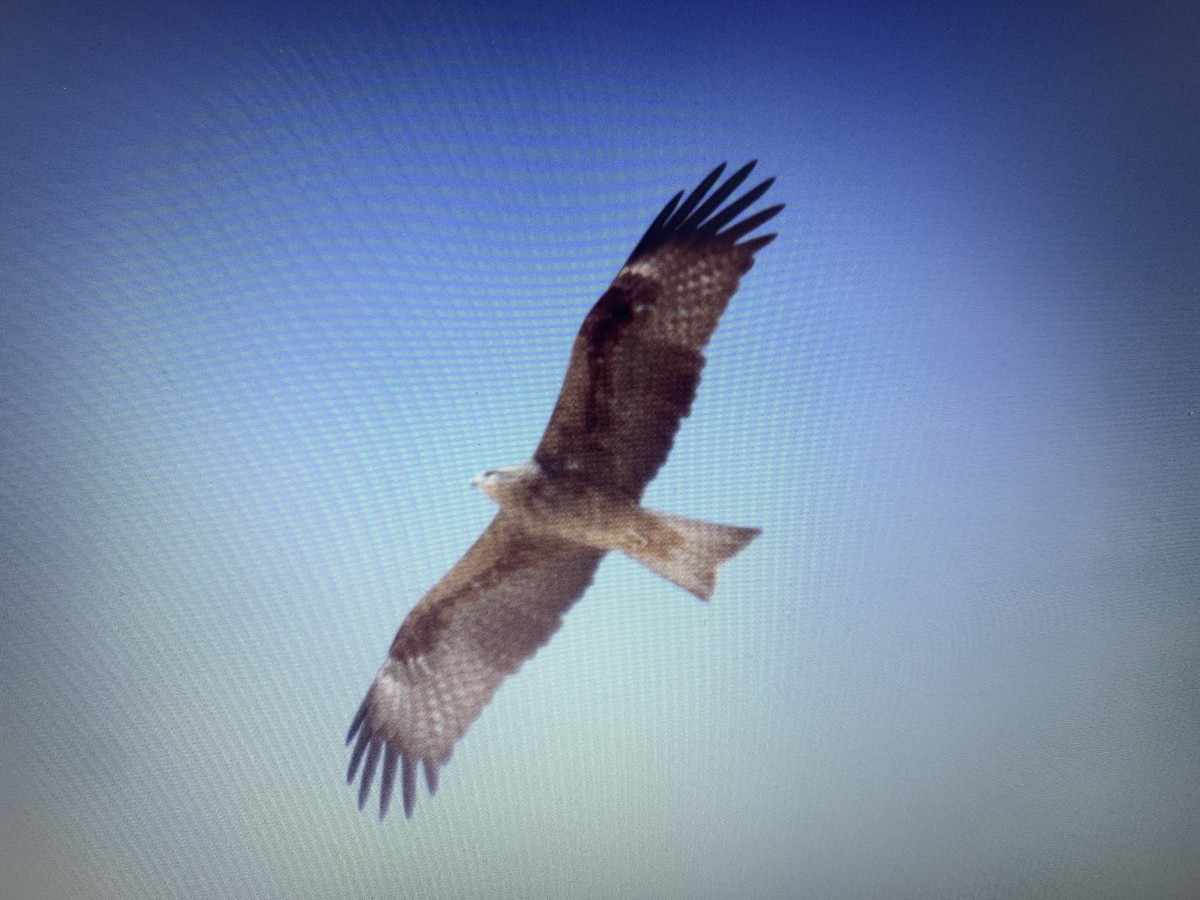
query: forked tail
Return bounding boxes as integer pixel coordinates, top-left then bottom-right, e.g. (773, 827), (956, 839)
(624, 510), (761, 601)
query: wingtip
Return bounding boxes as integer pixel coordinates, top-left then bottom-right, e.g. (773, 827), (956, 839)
(378, 746), (400, 819)
(357, 740), (382, 810)
(626, 160), (779, 264)
(347, 695), (441, 820)
(402, 755), (418, 818)
(739, 232), (778, 254)
(346, 722), (371, 784)
(346, 697), (369, 745)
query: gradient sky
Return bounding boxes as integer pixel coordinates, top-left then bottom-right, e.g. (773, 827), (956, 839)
(3, 2), (1198, 898)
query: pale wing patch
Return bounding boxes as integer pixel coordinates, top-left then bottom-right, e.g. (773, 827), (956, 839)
(615, 248), (745, 347)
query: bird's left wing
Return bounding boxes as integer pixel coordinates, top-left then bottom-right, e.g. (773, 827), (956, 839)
(534, 161), (783, 499)
(347, 512), (605, 818)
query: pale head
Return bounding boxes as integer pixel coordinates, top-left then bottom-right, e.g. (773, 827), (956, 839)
(470, 460), (540, 503)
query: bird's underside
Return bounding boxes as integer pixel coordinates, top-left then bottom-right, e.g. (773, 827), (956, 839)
(347, 161), (782, 818)
(472, 460), (760, 601)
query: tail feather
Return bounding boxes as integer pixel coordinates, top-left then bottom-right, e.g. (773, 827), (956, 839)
(624, 510), (760, 600)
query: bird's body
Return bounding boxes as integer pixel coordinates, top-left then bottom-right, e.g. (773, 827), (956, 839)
(473, 460), (760, 598)
(347, 162), (783, 818)
(477, 463), (650, 551)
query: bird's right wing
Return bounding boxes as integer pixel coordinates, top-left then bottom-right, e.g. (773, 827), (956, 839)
(347, 512), (605, 818)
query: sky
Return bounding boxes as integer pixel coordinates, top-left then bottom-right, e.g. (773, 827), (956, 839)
(3, 2), (1198, 898)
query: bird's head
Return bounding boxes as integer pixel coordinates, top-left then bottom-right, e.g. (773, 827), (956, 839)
(470, 461), (539, 503)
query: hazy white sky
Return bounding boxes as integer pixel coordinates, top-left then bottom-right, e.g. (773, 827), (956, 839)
(4, 2), (1198, 898)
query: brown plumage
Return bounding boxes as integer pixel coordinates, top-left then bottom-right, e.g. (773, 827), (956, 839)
(347, 162), (782, 818)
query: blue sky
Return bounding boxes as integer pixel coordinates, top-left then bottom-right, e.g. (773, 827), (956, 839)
(3, 2), (1198, 898)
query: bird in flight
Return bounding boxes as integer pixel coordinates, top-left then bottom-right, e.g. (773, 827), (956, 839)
(347, 161), (783, 818)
